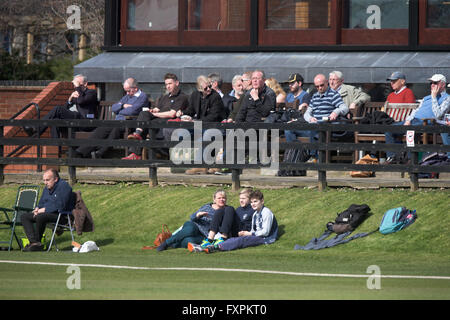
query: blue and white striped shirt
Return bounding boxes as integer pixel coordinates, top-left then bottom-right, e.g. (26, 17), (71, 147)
(304, 88), (348, 122)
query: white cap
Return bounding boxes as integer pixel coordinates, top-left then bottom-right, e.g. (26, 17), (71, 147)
(428, 74), (446, 83)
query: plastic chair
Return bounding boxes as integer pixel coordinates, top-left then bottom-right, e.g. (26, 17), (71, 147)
(0, 185), (40, 251)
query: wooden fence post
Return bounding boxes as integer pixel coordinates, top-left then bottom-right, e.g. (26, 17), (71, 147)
(318, 129), (327, 191)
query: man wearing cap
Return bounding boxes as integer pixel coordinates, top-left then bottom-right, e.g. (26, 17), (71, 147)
(385, 74), (449, 163)
(386, 71), (416, 103)
(286, 73), (311, 111)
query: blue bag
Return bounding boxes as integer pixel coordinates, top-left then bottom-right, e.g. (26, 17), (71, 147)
(379, 207), (417, 235)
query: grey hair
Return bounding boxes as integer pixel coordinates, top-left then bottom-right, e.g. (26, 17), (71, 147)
(330, 70), (344, 80)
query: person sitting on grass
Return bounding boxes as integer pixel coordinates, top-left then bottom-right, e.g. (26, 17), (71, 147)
(189, 190), (278, 253)
(156, 190), (234, 251)
(190, 188), (253, 252)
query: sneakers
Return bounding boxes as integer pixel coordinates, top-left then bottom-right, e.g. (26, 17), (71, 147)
(204, 244), (218, 254)
(200, 238), (214, 248)
(187, 242), (205, 252)
(213, 237), (225, 246)
(127, 132), (143, 140)
(22, 242), (44, 252)
(122, 153), (141, 160)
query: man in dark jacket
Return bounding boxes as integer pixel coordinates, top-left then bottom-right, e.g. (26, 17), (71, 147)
(24, 74), (99, 138)
(236, 70), (276, 123)
(21, 169), (75, 251)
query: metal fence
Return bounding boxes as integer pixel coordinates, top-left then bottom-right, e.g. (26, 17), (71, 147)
(1, 119), (449, 191)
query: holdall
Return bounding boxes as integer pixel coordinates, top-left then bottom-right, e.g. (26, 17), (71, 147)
(350, 154), (378, 178)
(142, 224), (172, 250)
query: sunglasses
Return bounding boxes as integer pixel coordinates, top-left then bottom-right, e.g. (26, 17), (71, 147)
(203, 84), (212, 92)
(315, 83), (326, 88)
(430, 81), (441, 85)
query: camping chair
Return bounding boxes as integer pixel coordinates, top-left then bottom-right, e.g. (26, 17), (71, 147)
(0, 185), (40, 251)
(46, 193), (76, 252)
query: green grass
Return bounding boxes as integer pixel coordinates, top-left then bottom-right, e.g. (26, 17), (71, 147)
(0, 184), (449, 300)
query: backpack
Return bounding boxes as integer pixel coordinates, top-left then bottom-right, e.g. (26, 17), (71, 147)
(379, 207), (417, 235)
(277, 147), (309, 177)
(327, 204), (371, 234)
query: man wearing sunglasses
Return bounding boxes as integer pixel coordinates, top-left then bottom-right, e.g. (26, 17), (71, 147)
(385, 74), (449, 163)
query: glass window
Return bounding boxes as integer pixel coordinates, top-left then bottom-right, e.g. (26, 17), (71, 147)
(427, 0), (450, 28)
(127, 0), (178, 31)
(346, 0), (408, 29)
(185, 0), (246, 30)
(266, 0), (331, 30)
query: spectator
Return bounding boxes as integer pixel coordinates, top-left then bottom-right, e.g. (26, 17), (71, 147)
(328, 70), (370, 117)
(285, 73), (310, 112)
(21, 169), (75, 252)
(75, 78), (149, 158)
(386, 71), (416, 103)
(302, 74), (349, 160)
(189, 190), (278, 253)
(229, 74), (244, 99)
(385, 74), (449, 163)
(236, 70), (277, 123)
(180, 75), (226, 175)
(265, 77), (286, 104)
(156, 190), (233, 251)
(123, 73), (189, 160)
(209, 73), (236, 119)
(24, 74), (98, 138)
(234, 188), (254, 232)
(442, 89), (450, 159)
(226, 73), (250, 123)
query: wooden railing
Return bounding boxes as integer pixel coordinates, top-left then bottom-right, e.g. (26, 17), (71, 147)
(1, 118), (449, 191)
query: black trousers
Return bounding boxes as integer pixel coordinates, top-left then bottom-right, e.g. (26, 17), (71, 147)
(21, 211), (67, 243)
(129, 112), (165, 156)
(76, 127), (123, 157)
(40, 106), (83, 138)
(209, 206), (239, 238)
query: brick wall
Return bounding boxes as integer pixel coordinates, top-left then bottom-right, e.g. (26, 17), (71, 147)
(2, 82), (73, 173)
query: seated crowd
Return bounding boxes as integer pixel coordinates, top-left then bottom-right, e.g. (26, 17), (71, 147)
(28, 70), (450, 169)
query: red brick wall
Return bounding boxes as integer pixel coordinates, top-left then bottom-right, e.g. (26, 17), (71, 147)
(2, 82), (74, 173)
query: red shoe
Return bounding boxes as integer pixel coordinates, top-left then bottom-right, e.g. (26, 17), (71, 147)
(122, 153), (141, 160)
(127, 132), (143, 140)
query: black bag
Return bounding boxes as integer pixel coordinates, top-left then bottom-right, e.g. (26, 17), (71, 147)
(277, 147), (309, 176)
(327, 204), (371, 234)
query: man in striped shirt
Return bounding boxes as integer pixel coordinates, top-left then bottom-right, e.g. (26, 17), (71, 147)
(302, 74), (349, 160)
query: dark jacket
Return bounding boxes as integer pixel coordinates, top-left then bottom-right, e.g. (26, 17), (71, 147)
(72, 191), (94, 235)
(236, 85), (277, 122)
(38, 178), (74, 214)
(65, 87), (99, 119)
(185, 90), (226, 122)
(157, 87), (189, 113)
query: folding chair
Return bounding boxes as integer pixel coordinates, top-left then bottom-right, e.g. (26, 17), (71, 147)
(0, 185), (40, 251)
(47, 192), (76, 252)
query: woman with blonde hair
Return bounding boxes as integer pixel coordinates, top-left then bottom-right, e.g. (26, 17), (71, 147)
(265, 77), (286, 104)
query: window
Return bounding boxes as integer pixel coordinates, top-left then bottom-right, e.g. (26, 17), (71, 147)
(418, 0), (450, 45)
(341, 0), (409, 45)
(121, 0), (251, 46)
(265, 0), (331, 29)
(127, 0), (178, 31)
(260, 0), (337, 46)
(185, 0), (246, 30)
(426, 0), (450, 28)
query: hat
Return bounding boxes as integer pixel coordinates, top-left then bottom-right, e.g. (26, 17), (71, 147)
(428, 74), (446, 83)
(386, 71), (406, 81)
(288, 73), (304, 83)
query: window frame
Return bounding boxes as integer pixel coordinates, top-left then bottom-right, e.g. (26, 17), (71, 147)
(120, 0), (252, 47)
(418, 0), (450, 46)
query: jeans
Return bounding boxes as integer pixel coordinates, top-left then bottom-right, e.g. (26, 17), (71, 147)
(209, 206), (239, 238)
(165, 221), (204, 248)
(219, 235), (264, 251)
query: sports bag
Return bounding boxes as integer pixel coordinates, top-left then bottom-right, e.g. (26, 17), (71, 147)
(379, 207), (417, 235)
(142, 224), (172, 250)
(328, 204), (371, 234)
(350, 154), (378, 178)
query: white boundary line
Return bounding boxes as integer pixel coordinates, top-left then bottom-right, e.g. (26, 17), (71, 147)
(1, 260), (450, 280)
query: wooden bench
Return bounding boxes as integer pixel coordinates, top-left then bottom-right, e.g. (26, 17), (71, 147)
(353, 102), (420, 162)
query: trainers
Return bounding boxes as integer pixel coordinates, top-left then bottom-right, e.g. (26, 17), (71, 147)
(127, 132), (143, 140)
(200, 238), (213, 248)
(122, 153), (141, 160)
(187, 242), (204, 252)
(213, 237), (225, 246)
(204, 244), (218, 254)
